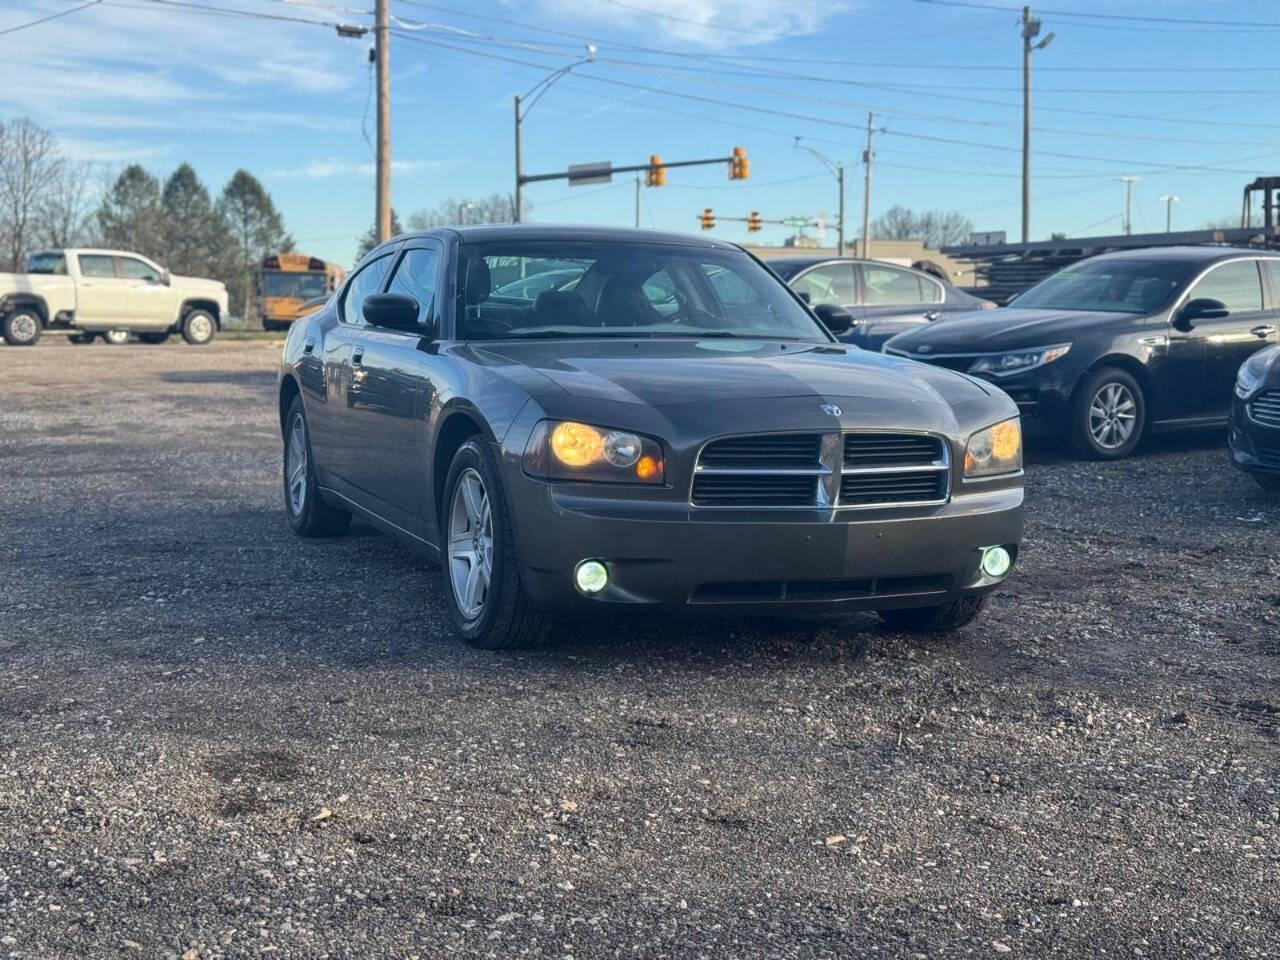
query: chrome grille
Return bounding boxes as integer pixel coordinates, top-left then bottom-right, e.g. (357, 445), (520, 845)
(1249, 390), (1280, 428)
(1258, 445), (1280, 468)
(692, 431), (950, 509)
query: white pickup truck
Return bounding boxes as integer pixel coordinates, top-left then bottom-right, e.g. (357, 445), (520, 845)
(0, 248), (229, 347)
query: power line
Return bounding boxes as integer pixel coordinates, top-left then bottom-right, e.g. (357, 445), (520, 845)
(1, 0), (103, 36)
(106, 0), (350, 27)
(914, 0), (1280, 29)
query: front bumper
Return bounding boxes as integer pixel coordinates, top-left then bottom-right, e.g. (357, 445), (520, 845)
(1229, 394), (1280, 475)
(504, 472), (1024, 615)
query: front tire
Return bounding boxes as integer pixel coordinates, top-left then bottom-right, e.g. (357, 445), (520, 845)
(879, 595), (988, 633)
(3, 309), (41, 346)
(1254, 472), (1280, 492)
(441, 439), (551, 650)
(283, 396), (351, 537)
(182, 309), (216, 345)
(1070, 367), (1145, 460)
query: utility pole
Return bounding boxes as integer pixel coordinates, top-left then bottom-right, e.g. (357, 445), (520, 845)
(1120, 176), (1140, 235)
(1160, 194), (1179, 233)
(374, 0), (391, 243)
(513, 95), (523, 223)
(1021, 7), (1054, 243)
(862, 112), (874, 259)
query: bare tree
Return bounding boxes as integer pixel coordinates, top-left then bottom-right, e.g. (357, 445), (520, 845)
(871, 206), (973, 249)
(407, 193), (530, 231)
(38, 159), (97, 250)
(0, 118), (65, 271)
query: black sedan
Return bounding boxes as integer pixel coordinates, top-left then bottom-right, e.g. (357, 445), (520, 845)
(768, 256), (993, 350)
(1229, 343), (1280, 490)
(885, 247), (1280, 459)
(278, 225), (1023, 649)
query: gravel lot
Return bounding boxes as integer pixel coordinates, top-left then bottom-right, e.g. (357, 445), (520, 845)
(2, 339), (1278, 959)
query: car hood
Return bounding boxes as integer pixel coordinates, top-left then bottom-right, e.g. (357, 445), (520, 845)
(171, 274), (227, 294)
(886, 307), (1135, 354)
(469, 337), (992, 408)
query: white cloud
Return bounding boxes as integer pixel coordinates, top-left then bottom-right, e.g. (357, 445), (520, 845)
(267, 158), (448, 179)
(524, 0), (849, 48)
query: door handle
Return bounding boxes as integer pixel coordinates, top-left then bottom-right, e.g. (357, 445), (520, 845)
(352, 347), (364, 366)
(303, 338), (315, 354)
(923, 310), (941, 322)
(1250, 324), (1277, 338)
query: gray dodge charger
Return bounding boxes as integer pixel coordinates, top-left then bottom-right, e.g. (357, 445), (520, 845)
(277, 225), (1023, 649)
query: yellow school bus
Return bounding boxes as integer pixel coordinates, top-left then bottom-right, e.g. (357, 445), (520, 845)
(259, 253), (345, 331)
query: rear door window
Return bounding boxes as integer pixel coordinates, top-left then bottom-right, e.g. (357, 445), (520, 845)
(861, 265), (924, 305)
(78, 254), (117, 278)
(790, 263), (856, 305)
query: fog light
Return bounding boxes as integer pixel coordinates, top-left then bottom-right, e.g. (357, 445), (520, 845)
(574, 560), (609, 594)
(981, 545), (1013, 579)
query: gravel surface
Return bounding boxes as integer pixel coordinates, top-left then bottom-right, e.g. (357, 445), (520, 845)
(2, 340), (1278, 959)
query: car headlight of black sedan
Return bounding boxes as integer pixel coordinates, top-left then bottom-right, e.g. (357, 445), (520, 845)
(1236, 350), (1275, 399)
(524, 420), (665, 484)
(968, 343), (1071, 378)
(965, 418), (1022, 478)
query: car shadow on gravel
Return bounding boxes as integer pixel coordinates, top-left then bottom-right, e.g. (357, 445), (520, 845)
(157, 370), (277, 391)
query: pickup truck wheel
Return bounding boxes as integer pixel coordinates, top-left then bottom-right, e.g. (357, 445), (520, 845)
(878, 595), (988, 633)
(442, 439), (551, 650)
(182, 310), (216, 345)
(103, 329), (131, 346)
(283, 396), (351, 537)
(137, 332), (169, 345)
(3, 309), (41, 346)
(69, 332), (96, 344)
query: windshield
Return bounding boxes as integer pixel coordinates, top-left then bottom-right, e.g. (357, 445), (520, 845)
(262, 270), (327, 299)
(27, 252), (66, 275)
(1010, 257), (1197, 314)
(456, 241), (829, 342)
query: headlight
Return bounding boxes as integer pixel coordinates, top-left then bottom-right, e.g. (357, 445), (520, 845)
(524, 420), (665, 484)
(968, 343), (1071, 378)
(965, 418), (1022, 478)
(1236, 351), (1272, 398)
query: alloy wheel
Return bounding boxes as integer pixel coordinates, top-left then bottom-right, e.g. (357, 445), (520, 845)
(1088, 382), (1137, 450)
(104, 329), (130, 345)
(448, 468), (493, 620)
(285, 413), (308, 516)
(10, 314), (38, 343)
(188, 314), (214, 343)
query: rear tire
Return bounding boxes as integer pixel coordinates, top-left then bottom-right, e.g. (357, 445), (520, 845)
(1071, 366), (1145, 460)
(283, 396), (351, 537)
(3, 309), (41, 346)
(879, 595), (988, 633)
(137, 332), (170, 345)
(1254, 472), (1280, 492)
(182, 309), (216, 345)
(103, 329), (131, 346)
(441, 439), (551, 650)
(69, 332), (96, 344)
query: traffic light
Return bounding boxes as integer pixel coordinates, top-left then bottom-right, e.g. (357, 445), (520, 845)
(646, 155), (666, 187)
(747, 211), (762, 232)
(730, 146), (749, 180)
(699, 207), (715, 230)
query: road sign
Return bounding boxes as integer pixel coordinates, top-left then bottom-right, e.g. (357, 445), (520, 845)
(568, 161), (612, 186)
(816, 212), (827, 239)
(969, 230), (1007, 246)
(781, 216), (810, 228)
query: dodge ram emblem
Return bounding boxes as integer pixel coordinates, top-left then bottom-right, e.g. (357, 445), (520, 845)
(820, 404), (842, 417)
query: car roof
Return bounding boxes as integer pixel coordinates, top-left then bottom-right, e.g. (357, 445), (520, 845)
(1088, 245), (1280, 263)
(393, 223), (744, 251)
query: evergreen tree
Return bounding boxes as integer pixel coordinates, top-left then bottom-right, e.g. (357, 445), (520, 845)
(217, 169), (291, 319)
(161, 163), (231, 278)
(355, 209), (404, 262)
(96, 165), (164, 259)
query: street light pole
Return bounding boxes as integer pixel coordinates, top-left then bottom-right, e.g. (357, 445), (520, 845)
(513, 44), (597, 224)
(1021, 7), (1054, 244)
(1120, 176), (1140, 235)
(862, 112), (874, 260)
(1160, 194), (1179, 233)
(794, 138), (846, 256)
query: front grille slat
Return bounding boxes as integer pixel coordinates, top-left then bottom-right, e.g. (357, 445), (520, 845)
(692, 431), (950, 509)
(1250, 390), (1280, 428)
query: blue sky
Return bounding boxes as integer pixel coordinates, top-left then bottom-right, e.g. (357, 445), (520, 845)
(3, 0), (1278, 267)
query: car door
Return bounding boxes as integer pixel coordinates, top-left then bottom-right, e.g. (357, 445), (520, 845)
(74, 253), (128, 327)
(345, 242), (444, 538)
(117, 255), (174, 328)
(1177, 258), (1276, 418)
(855, 263), (939, 349)
(305, 250), (397, 490)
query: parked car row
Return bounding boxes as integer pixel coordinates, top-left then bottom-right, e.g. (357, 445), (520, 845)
(0, 247), (228, 347)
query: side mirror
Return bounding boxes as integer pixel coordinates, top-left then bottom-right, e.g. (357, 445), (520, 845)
(363, 293), (428, 334)
(159, 269), (171, 286)
(813, 302), (855, 336)
(1175, 297), (1228, 331)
